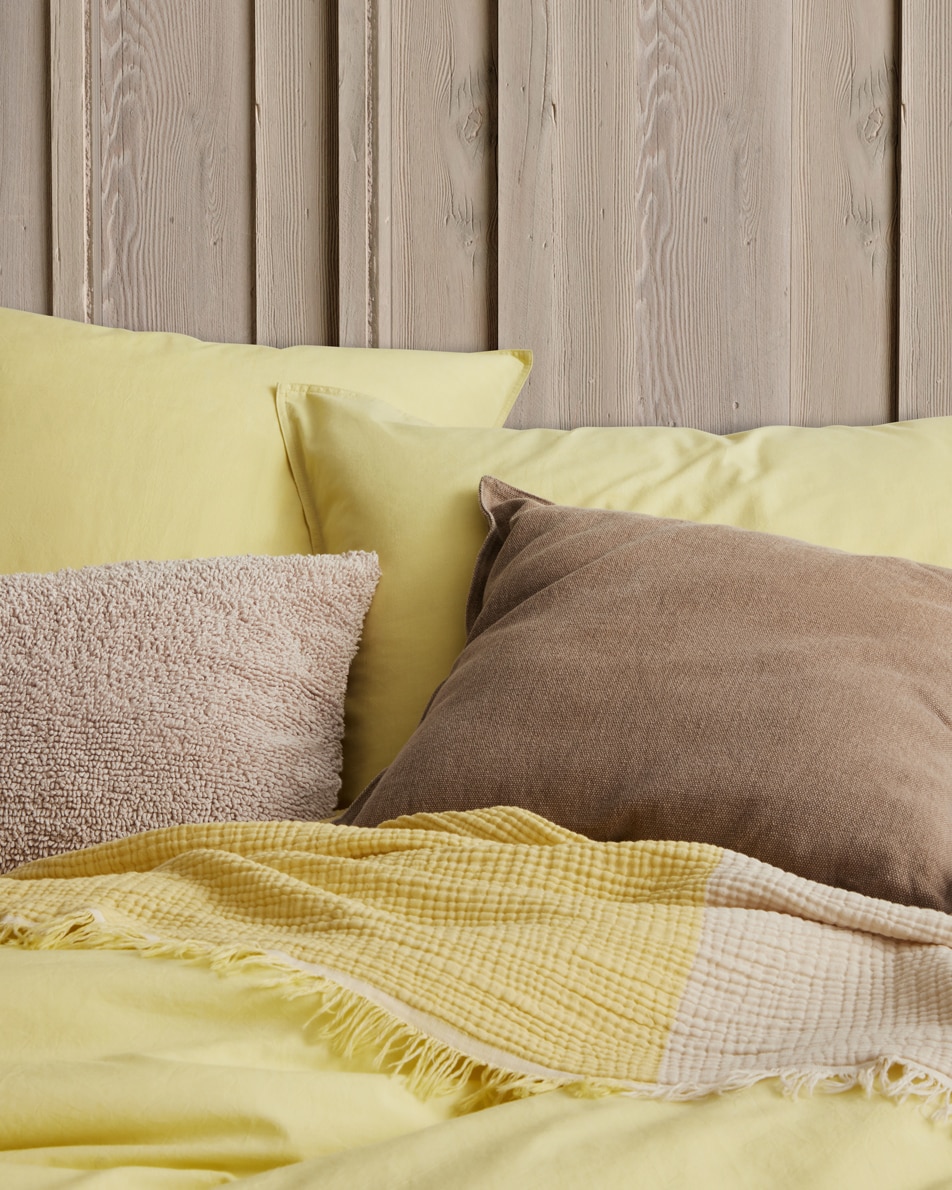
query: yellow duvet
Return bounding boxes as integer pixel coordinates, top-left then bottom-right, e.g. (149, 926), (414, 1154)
(2, 807), (951, 1186)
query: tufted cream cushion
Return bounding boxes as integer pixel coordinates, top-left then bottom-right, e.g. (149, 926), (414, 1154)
(0, 552), (379, 869)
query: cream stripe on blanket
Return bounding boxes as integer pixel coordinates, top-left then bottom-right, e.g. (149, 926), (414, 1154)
(3, 807), (952, 1116)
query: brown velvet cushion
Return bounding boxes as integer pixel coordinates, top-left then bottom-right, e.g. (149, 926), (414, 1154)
(0, 553), (379, 870)
(342, 477), (952, 910)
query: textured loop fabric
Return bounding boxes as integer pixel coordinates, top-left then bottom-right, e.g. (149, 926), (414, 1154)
(0, 552), (379, 869)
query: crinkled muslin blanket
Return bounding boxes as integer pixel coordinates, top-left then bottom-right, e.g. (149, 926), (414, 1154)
(3, 806), (952, 1116)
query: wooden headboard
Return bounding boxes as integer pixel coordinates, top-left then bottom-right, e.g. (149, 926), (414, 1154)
(1, 1), (949, 431)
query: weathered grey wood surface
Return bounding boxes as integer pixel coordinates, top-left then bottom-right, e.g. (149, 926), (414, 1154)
(338, 0), (496, 351)
(50, 0), (98, 322)
(97, 0), (255, 341)
(255, 0), (336, 348)
(899, 0), (952, 421)
(790, 0), (897, 428)
(0, 1), (947, 427)
(499, 0), (796, 431)
(0, 1), (50, 315)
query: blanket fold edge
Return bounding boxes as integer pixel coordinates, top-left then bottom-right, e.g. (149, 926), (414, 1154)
(4, 908), (952, 1124)
(0, 909), (602, 1112)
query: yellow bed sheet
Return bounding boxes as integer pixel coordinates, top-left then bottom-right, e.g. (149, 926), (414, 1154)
(2, 948), (949, 1189)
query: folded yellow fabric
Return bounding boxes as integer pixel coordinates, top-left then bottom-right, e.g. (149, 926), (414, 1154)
(0, 307), (530, 573)
(276, 385), (952, 800)
(5, 807), (952, 1121)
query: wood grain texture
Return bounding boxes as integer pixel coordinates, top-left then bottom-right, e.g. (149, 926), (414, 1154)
(386, 0), (496, 350)
(497, 0), (557, 421)
(899, 1), (952, 419)
(0, 0), (50, 314)
(98, 0), (255, 340)
(791, 0), (897, 427)
(2, 0), (939, 437)
(633, 1), (794, 433)
(338, 0), (496, 351)
(50, 0), (100, 323)
(500, 0), (793, 431)
(371, 0), (393, 346)
(49, 0), (87, 321)
(337, 0), (372, 345)
(254, 0), (336, 347)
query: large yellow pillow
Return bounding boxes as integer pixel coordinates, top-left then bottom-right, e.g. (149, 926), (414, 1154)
(0, 307), (530, 573)
(277, 383), (952, 803)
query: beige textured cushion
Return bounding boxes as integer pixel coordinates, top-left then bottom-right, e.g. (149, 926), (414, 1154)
(1, 553), (379, 870)
(343, 478), (952, 911)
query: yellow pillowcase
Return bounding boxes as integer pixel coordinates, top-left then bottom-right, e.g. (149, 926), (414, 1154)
(0, 306), (530, 574)
(277, 383), (952, 803)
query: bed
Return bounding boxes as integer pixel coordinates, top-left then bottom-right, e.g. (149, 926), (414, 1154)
(2, 304), (952, 1188)
(3, 2), (952, 1183)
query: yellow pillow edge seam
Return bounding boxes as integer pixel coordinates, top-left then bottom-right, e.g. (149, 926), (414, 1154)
(276, 385), (327, 555)
(493, 349), (533, 426)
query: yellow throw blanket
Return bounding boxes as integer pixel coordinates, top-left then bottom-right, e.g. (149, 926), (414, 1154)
(3, 806), (952, 1117)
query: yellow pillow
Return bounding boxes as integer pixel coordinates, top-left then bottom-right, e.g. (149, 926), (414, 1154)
(277, 383), (952, 803)
(0, 306), (530, 574)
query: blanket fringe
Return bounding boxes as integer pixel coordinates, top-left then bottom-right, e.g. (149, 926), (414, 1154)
(620, 1062), (952, 1124)
(781, 1058), (952, 1124)
(3, 911), (951, 1121)
(0, 910), (595, 1112)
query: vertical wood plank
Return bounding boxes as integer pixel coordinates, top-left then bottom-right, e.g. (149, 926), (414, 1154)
(50, 0), (100, 323)
(338, 0), (496, 351)
(98, 0), (255, 340)
(371, 0), (393, 346)
(899, 1), (952, 419)
(389, 0), (496, 350)
(791, 0), (897, 427)
(337, 0), (392, 348)
(337, 0), (394, 350)
(253, 0), (336, 348)
(0, 0), (51, 314)
(497, 0), (557, 419)
(638, 1), (792, 433)
(365, 0), (393, 347)
(337, 0), (372, 346)
(500, 0), (793, 432)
